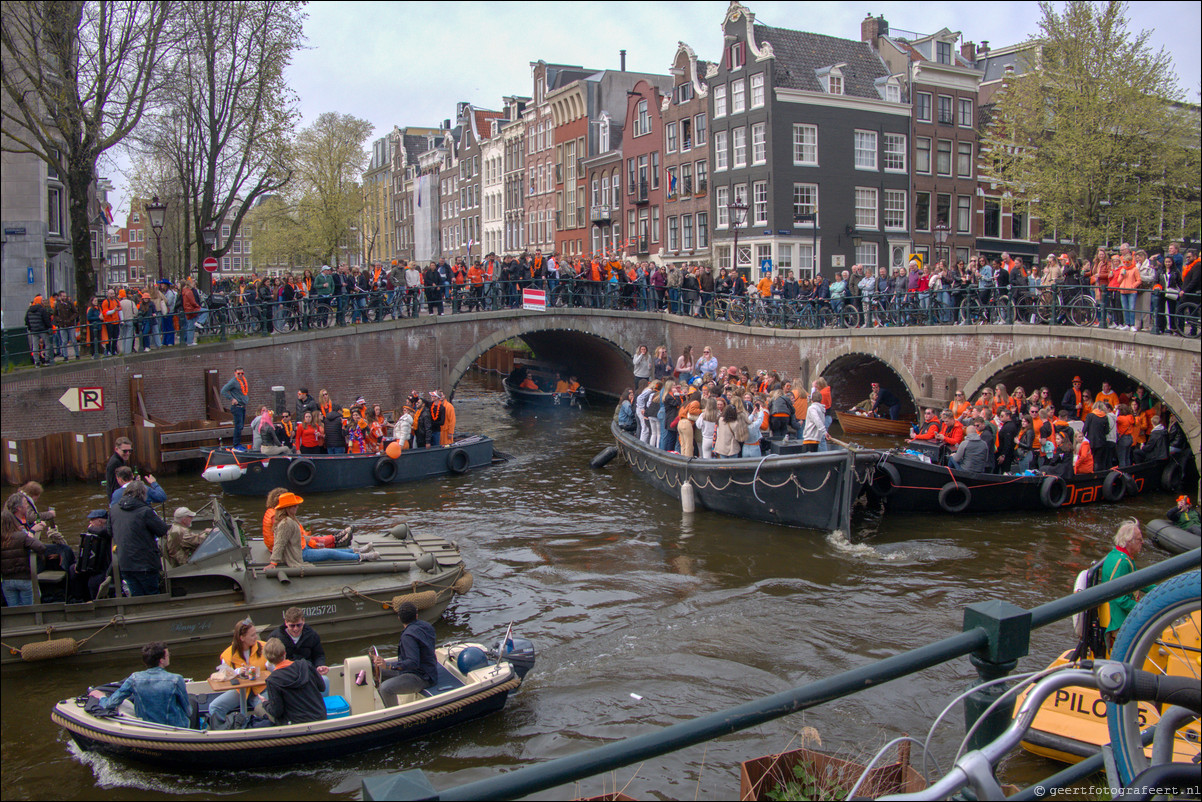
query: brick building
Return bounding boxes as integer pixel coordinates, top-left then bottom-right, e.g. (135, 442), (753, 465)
(662, 43), (712, 267)
(620, 79), (668, 260)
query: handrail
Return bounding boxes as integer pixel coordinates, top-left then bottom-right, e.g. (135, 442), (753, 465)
(362, 548), (1200, 801)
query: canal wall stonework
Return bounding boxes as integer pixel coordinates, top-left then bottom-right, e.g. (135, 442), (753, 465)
(2, 310), (1199, 474)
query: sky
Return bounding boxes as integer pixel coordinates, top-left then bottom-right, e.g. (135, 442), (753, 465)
(102, 0), (1201, 223)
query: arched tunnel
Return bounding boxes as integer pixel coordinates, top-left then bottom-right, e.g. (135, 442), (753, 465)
(501, 329), (632, 400)
(820, 353), (918, 419)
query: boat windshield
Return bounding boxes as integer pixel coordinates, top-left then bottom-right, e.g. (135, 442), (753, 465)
(187, 525), (240, 564)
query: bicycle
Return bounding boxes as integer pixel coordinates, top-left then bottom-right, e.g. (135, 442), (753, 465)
(1172, 301), (1200, 338)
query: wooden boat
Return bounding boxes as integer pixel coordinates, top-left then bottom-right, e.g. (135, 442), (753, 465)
(612, 421), (882, 533)
(503, 376), (587, 409)
(2, 499), (472, 666)
(53, 639), (533, 770)
(1146, 518), (1202, 555)
(834, 411), (913, 437)
(873, 450), (1175, 514)
(200, 433), (494, 495)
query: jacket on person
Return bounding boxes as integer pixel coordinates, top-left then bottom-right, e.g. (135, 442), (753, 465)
(268, 623), (327, 668)
(1137, 426), (1169, 462)
(393, 619), (438, 686)
(99, 666), (190, 728)
(1, 530), (46, 580)
(270, 516), (305, 568)
(322, 409), (347, 450)
(953, 430), (990, 473)
(110, 493), (171, 575)
(25, 302), (52, 333)
(263, 658), (327, 725)
(296, 393), (319, 420)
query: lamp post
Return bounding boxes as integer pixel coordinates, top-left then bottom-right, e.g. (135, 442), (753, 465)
(934, 222), (950, 266)
(201, 224), (218, 291)
(146, 196), (167, 282)
(728, 198), (748, 279)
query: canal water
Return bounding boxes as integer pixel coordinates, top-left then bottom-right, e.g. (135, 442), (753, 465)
(0, 371), (1181, 801)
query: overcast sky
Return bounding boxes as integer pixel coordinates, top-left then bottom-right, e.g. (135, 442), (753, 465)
(104, 0), (1200, 221)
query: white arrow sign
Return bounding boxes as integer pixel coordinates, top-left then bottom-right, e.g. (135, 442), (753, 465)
(58, 387), (105, 412)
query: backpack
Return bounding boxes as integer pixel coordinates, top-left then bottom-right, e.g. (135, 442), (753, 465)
(77, 531), (105, 574)
(1069, 560), (1108, 661)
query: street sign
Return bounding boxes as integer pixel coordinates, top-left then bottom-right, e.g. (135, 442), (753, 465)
(522, 288), (546, 311)
(58, 387), (104, 412)
(203, 256), (219, 272)
(760, 257), (772, 274)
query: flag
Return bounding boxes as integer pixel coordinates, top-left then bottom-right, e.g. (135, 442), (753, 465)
(417, 184), (422, 207)
(102, 202), (114, 224)
(467, 238), (474, 254)
(668, 171), (677, 194)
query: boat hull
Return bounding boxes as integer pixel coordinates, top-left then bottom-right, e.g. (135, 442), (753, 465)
(1146, 518), (1202, 555)
(503, 377), (586, 409)
(201, 434), (494, 495)
(879, 453), (1169, 514)
(613, 421), (880, 532)
(834, 411), (913, 437)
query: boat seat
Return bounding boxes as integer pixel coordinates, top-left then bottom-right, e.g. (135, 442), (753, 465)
(420, 663), (465, 697)
(343, 655), (375, 716)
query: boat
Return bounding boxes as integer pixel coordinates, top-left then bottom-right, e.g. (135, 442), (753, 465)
(2, 499), (473, 666)
(834, 411), (913, 437)
(200, 433), (495, 495)
(611, 420), (882, 533)
(52, 638), (535, 770)
(1146, 518), (1202, 555)
(503, 359), (588, 410)
(873, 449), (1177, 514)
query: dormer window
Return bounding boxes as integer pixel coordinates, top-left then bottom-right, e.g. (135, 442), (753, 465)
(936, 41), (953, 65)
(728, 41), (745, 70)
(828, 73), (843, 95)
(886, 83), (900, 103)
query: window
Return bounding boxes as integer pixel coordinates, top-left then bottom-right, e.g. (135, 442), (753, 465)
(792, 124), (817, 165)
(697, 213), (708, 247)
(883, 190), (906, 230)
(733, 182), (747, 207)
(751, 123), (766, 164)
(750, 73), (765, 108)
(854, 130), (877, 170)
(650, 151), (660, 189)
(592, 179), (600, 207)
(48, 187), (63, 235)
(936, 139), (952, 176)
(793, 184), (818, 224)
(753, 181), (768, 224)
(983, 198), (1001, 238)
(682, 214), (694, 249)
(936, 193), (952, 228)
(957, 142), (973, 178)
(651, 206), (660, 243)
(1012, 207), (1027, 240)
(232, 240), (242, 254)
(681, 162), (693, 194)
(716, 186), (730, 228)
(666, 167), (678, 198)
(885, 82), (901, 103)
(714, 85), (727, 118)
(635, 99), (650, 136)
(855, 187), (877, 229)
(730, 80), (745, 114)
(694, 113), (706, 145)
(732, 127), (746, 168)
(915, 192), (931, 231)
(232, 257), (242, 270)
(728, 41), (745, 70)
(938, 95), (953, 125)
(797, 244), (816, 276)
(777, 244), (793, 269)
(957, 195), (972, 234)
(676, 82), (694, 104)
(916, 92), (932, 122)
(936, 41), (952, 65)
(221, 224), (231, 237)
(916, 137), (931, 174)
(958, 98), (974, 128)
(883, 133), (906, 172)
(222, 257), (232, 271)
(667, 216), (679, 251)
(611, 172), (620, 206)
(696, 159), (707, 192)
(828, 73), (843, 95)
(680, 118), (692, 151)
(855, 242), (879, 270)
(627, 158), (636, 192)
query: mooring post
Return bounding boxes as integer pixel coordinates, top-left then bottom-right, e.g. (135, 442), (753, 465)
(272, 386), (286, 416)
(962, 600), (1031, 750)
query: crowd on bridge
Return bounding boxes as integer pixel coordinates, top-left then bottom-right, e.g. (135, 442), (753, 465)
(20, 241), (1200, 368)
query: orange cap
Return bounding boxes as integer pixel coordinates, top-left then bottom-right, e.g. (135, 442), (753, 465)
(276, 492), (304, 509)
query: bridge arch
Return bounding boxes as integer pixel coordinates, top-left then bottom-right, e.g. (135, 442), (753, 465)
(813, 345), (922, 417)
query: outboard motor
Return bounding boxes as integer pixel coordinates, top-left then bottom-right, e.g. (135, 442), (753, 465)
(494, 636), (536, 681)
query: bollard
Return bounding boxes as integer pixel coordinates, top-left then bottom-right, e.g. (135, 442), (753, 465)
(272, 386), (286, 416)
(962, 600), (1031, 751)
(680, 481), (695, 513)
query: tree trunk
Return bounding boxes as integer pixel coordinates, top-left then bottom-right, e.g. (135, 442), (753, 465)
(67, 155), (96, 314)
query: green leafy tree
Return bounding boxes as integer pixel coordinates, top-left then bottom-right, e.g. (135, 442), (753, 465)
(980, 0), (1198, 248)
(292, 112), (373, 266)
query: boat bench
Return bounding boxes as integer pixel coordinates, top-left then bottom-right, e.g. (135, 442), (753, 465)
(420, 663), (465, 697)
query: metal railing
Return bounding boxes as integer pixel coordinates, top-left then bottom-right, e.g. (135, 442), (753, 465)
(362, 549), (1200, 800)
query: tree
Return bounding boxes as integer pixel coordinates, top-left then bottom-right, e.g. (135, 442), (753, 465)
(133, 0), (304, 289)
(292, 112), (373, 266)
(980, 0), (1198, 248)
(2, 0), (172, 310)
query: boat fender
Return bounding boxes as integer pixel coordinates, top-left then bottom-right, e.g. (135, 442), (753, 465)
(1160, 461), (1183, 491)
(456, 646), (490, 675)
(286, 458), (316, 488)
(389, 523), (411, 541)
(1121, 473), (1138, 497)
(1039, 475), (1068, 509)
(937, 481), (972, 514)
(202, 464), (245, 483)
(453, 571), (474, 595)
(869, 462), (900, 497)
(1102, 471), (1127, 502)
(390, 590), (439, 611)
(446, 447), (470, 474)
(590, 446), (619, 469)
(681, 481), (696, 513)
(373, 456), (399, 484)
(14, 637), (79, 662)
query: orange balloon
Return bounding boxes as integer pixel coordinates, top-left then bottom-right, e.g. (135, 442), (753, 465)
(385, 441), (402, 459)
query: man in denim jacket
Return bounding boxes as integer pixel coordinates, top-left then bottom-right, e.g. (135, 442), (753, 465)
(91, 641), (190, 727)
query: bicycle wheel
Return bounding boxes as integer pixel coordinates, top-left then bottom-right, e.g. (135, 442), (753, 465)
(841, 304), (862, 329)
(989, 295), (1013, 325)
(1069, 297), (1098, 327)
(1035, 290), (1056, 324)
(1106, 569), (1201, 786)
(959, 296), (980, 325)
(726, 300), (746, 325)
(311, 304), (333, 329)
(1174, 302), (1200, 338)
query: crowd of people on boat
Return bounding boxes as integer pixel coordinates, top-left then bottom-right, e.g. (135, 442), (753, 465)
(22, 241), (1199, 367)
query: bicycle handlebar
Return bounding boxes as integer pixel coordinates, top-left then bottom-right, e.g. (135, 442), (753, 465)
(1092, 660), (1201, 712)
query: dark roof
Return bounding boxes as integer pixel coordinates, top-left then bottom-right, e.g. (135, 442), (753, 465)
(754, 24), (889, 99)
(547, 64), (596, 91)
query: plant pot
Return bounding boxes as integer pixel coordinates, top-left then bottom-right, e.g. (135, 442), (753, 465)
(739, 744), (926, 801)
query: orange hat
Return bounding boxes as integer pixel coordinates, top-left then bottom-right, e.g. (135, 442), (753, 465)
(276, 492), (304, 510)
(1072, 376), (1082, 383)
(32, 295), (43, 304)
(1179, 495), (1192, 506)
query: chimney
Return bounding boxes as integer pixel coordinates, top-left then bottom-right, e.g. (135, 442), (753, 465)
(861, 14), (888, 47)
(620, 49), (627, 72)
(980, 40), (990, 55)
(961, 41), (977, 63)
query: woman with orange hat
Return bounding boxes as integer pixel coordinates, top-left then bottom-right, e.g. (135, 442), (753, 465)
(268, 493), (376, 566)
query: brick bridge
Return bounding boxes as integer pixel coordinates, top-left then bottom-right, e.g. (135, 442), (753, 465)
(3, 309), (1199, 473)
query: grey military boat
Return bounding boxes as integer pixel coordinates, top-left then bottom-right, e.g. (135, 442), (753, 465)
(1, 499), (473, 666)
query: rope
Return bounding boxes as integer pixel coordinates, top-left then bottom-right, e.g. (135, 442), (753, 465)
(342, 563), (466, 610)
(621, 446), (834, 496)
(3, 616), (124, 661)
(52, 677), (521, 752)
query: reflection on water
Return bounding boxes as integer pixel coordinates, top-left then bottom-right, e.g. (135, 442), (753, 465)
(1, 371), (1180, 800)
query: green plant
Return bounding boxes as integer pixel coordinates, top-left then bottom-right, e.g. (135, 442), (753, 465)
(764, 761), (848, 802)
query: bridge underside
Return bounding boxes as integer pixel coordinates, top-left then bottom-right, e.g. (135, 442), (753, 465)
(515, 330), (631, 399)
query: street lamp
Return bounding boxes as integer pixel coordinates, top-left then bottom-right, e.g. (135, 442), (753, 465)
(200, 224), (218, 290)
(146, 195), (167, 281)
(934, 222), (950, 265)
(728, 198), (748, 278)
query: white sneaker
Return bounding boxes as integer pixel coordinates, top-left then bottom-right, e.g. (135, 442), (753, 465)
(358, 549), (381, 562)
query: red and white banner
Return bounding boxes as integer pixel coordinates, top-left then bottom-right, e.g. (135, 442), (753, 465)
(522, 288), (546, 311)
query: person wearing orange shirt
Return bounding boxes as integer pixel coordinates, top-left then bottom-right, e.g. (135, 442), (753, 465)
(1114, 404), (1137, 467)
(908, 408), (941, 442)
(439, 392), (455, 446)
(100, 288), (121, 356)
(467, 263), (485, 311)
(1095, 382), (1119, 410)
(1074, 435), (1095, 474)
(949, 390), (970, 421)
(519, 374), (539, 391)
(935, 410), (965, 448)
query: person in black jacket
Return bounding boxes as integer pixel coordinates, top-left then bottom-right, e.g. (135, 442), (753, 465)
(995, 409), (1020, 473)
(268, 607), (329, 677)
(1083, 406), (1113, 471)
(323, 406), (348, 454)
(1133, 415), (1169, 464)
(423, 263), (443, 315)
(25, 296), (53, 366)
(260, 638), (327, 725)
(295, 388), (319, 421)
(109, 481), (170, 596)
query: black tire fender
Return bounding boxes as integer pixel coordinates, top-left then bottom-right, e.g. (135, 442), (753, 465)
(446, 447), (470, 474)
(373, 456), (398, 484)
(1102, 470), (1127, 502)
(1039, 475), (1068, 509)
(590, 446), (619, 469)
(286, 458), (316, 488)
(937, 481), (972, 514)
(1160, 461), (1183, 491)
(870, 462), (901, 497)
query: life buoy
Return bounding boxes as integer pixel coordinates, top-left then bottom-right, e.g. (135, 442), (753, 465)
(1160, 461), (1183, 491)
(373, 456), (398, 484)
(937, 481), (972, 514)
(1102, 470), (1127, 502)
(1039, 475), (1068, 509)
(870, 462), (900, 497)
(287, 458), (316, 488)
(590, 446), (618, 469)
(446, 447), (470, 474)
